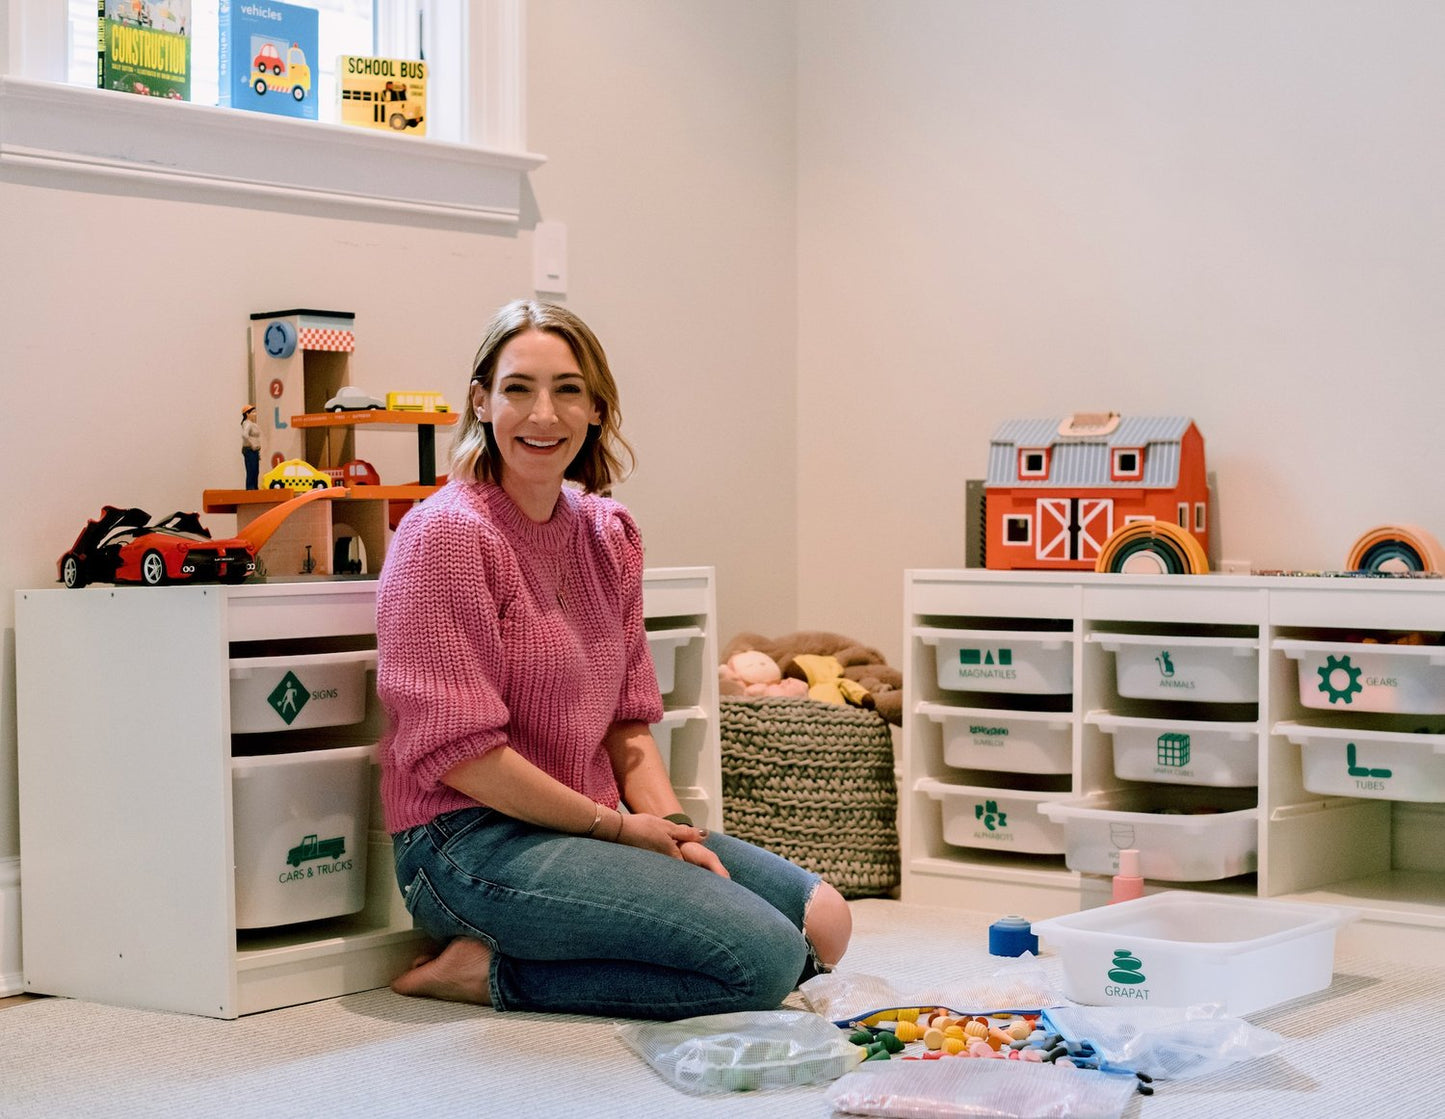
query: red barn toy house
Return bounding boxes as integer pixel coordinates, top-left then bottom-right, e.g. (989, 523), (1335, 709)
(984, 413), (1209, 570)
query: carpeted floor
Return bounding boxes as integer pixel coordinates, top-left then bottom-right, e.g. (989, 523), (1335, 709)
(1, 898), (1438, 1118)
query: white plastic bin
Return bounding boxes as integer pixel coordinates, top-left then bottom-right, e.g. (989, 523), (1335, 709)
(1275, 721), (1445, 803)
(1090, 633), (1259, 704)
(1276, 639), (1445, 714)
(646, 626), (703, 696)
(916, 777), (1068, 855)
(229, 650), (376, 733)
(231, 744), (373, 929)
(651, 705), (706, 775)
(1088, 711), (1258, 787)
(1038, 787), (1258, 881)
(1032, 892), (1354, 1015)
(919, 628), (1073, 696)
(920, 702), (1072, 775)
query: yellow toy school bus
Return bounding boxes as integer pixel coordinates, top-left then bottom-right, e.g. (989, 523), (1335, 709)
(386, 391), (449, 413)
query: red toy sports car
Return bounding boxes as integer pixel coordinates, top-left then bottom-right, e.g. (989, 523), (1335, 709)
(59, 506), (259, 588)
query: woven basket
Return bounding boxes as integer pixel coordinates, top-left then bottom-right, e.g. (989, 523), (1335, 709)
(720, 696), (900, 899)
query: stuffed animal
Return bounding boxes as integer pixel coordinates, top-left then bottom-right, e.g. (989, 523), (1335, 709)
(718, 649), (809, 699)
(721, 631), (903, 725)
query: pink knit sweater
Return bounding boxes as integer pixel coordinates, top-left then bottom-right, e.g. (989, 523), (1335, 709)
(375, 479), (664, 833)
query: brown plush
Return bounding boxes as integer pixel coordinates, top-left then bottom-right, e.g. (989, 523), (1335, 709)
(721, 630), (903, 726)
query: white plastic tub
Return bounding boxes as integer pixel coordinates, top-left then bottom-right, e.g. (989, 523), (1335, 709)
(1090, 633), (1258, 704)
(651, 705), (706, 775)
(1038, 788), (1258, 881)
(1276, 639), (1445, 714)
(920, 702), (1073, 775)
(919, 628), (1073, 696)
(1088, 711), (1258, 787)
(916, 777), (1068, 854)
(647, 626), (703, 696)
(229, 650), (376, 733)
(231, 744), (373, 929)
(1032, 892), (1354, 1015)
(1276, 721), (1445, 803)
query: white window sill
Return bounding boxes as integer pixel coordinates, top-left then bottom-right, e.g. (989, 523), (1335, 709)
(0, 76), (545, 230)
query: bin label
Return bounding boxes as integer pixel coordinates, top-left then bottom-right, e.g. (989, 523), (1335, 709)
(1154, 650), (1196, 691)
(1105, 948), (1149, 999)
(278, 833), (355, 883)
(974, 799), (1010, 839)
(957, 647), (1017, 681)
(267, 670), (311, 725)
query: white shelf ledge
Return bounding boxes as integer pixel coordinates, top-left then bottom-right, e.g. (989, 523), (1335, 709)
(0, 76), (545, 230)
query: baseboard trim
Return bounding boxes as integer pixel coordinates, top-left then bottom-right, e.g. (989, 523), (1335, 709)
(1, 856), (21, 997)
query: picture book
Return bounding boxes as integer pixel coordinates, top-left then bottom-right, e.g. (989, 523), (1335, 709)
(337, 55), (427, 137)
(218, 0), (320, 121)
(97, 1), (192, 101)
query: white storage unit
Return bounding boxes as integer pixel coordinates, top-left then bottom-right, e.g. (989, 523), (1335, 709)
(15, 566), (722, 1017)
(902, 570), (1445, 956)
(642, 568), (725, 833)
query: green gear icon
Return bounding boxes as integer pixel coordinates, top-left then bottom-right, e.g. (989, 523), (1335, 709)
(1317, 654), (1363, 704)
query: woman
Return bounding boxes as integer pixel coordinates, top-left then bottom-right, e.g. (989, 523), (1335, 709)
(377, 300), (851, 1018)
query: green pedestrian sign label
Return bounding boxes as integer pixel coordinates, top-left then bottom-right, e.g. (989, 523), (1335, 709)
(267, 671), (310, 725)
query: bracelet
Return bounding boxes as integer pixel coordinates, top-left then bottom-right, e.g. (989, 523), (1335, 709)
(609, 809), (626, 843)
(582, 803), (604, 837)
(663, 812), (694, 828)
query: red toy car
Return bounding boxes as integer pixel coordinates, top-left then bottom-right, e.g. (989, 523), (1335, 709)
(59, 506), (258, 588)
(254, 43), (285, 75)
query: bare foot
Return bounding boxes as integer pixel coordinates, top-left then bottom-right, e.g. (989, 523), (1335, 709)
(390, 937), (493, 1005)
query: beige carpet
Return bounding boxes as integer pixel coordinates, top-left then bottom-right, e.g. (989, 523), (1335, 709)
(1, 898), (1439, 1118)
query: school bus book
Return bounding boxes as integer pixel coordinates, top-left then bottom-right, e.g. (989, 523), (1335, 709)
(97, 1), (191, 100)
(218, 0), (320, 121)
(338, 55), (427, 137)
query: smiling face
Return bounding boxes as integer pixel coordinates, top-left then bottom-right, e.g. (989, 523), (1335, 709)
(475, 329), (601, 518)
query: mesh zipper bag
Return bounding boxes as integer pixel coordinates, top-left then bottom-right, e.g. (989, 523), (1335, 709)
(617, 1009), (863, 1094)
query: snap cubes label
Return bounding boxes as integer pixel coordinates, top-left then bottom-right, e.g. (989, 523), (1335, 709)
(1154, 731), (1193, 777)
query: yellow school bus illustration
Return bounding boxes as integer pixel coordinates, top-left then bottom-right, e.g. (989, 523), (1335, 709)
(338, 56), (426, 135)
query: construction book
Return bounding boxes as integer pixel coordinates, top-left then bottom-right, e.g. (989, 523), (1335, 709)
(337, 55), (427, 136)
(97, 1), (191, 100)
(218, 0), (320, 121)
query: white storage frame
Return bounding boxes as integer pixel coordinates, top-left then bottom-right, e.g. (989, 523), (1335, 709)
(15, 566), (722, 1018)
(902, 569), (1445, 958)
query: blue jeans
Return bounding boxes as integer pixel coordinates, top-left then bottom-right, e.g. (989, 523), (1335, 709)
(392, 807), (822, 1018)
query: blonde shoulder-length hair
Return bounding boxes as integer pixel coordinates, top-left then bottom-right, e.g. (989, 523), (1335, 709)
(450, 300), (635, 493)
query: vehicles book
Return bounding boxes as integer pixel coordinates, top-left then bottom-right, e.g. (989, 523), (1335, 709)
(219, 0), (319, 120)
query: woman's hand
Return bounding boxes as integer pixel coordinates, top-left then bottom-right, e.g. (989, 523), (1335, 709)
(615, 814), (729, 877)
(679, 840), (730, 878)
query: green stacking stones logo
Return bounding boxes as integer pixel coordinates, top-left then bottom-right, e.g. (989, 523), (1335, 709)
(267, 670), (310, 725)
(1106, 948), (1148, 998)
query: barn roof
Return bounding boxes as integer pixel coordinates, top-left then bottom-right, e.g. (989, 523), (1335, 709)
(987, 415), (1194, 488)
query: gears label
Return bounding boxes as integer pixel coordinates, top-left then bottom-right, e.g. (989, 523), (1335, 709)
(1317, 654), (1364, 704)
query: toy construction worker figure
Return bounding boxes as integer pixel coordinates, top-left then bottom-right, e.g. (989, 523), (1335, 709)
(241, 405), (261, 489)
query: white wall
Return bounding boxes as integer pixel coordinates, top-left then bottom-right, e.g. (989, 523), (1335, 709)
(525, 0), (799, 639)
(796, 0), (1445, 662)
